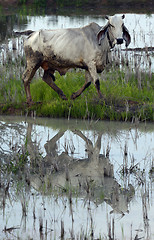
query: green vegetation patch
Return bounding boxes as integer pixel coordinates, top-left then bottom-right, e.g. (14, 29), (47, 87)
(29, 70), (154, 121)
(0, 69), (153, 121)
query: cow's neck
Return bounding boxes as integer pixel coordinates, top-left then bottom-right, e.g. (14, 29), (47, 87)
(107, 31), (113, 49)
(99, 34), (112, 52)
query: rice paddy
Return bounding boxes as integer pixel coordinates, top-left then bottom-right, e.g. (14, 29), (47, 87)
(0, 6), (154, 240)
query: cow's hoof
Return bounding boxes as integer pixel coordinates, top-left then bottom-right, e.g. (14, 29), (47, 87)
(36, 101), (42, 105)
(61, 95), (68, 100)
(99, 93), (104, 99)
(70, 93), (76, 100)
(26, 100), (35, 106)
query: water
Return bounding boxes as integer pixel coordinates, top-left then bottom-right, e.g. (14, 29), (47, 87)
(0, 116), (153, 239)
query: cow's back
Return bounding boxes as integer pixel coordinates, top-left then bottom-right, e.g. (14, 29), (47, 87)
(24, 23), (101, 63)
(24, 22), (110, 72)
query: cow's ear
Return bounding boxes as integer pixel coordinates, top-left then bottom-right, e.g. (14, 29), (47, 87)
(123, 25), (131, 47)
(97, 24), (109, 45)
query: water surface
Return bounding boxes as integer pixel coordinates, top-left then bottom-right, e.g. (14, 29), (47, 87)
(0, 116), (153, 239)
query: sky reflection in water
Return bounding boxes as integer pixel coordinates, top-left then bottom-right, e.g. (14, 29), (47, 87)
(0, 116), (153, 239)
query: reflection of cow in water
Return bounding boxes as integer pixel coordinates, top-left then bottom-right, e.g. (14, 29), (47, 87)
(27, 123), (134, 215)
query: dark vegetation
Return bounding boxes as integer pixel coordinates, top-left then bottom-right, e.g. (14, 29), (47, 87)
(0, 0), (154, 15)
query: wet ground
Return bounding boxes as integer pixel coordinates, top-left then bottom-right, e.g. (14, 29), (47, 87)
(0, 116), (153, 239)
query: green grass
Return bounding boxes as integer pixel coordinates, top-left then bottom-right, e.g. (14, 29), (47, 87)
(29, 70), (154, 121)
(0, 67), (153, 121)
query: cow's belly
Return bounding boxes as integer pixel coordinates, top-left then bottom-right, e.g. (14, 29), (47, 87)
(41, 58), (87, 76)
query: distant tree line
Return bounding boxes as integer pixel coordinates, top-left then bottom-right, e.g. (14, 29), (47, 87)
(0, 0), (153, 15)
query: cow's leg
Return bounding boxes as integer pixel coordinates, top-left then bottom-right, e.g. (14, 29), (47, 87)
(88, 63), (103, 98)
(42, 70), (67, 100)
(70, 70), (91, 100)
(22, 65), (39, 104)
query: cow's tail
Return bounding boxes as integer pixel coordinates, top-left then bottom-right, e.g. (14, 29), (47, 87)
(13, 30), (34, 36)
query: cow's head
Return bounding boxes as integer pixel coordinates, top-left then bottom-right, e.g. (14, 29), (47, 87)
(97, 15), (131, 48)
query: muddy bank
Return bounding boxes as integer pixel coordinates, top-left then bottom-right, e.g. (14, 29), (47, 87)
(0, 99), (153, 122)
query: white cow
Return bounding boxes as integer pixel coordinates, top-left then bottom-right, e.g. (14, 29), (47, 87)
(21, 14), (131, 103)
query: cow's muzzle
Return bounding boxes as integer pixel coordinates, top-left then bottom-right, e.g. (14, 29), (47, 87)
(117, 38), (123, 44)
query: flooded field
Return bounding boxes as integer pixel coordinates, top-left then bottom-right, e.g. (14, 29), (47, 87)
(0, 2), (154, 238)
(0, 116), (153, 239)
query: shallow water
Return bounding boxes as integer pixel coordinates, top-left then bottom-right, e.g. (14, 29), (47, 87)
(0, 116), (153, 239)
